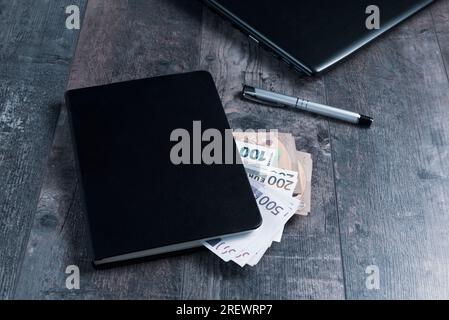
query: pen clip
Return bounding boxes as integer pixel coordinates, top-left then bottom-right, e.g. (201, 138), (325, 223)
(242, 86), (286, 108)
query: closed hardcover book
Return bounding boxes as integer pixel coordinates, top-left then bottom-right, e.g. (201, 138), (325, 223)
(65, 71), (262, 266)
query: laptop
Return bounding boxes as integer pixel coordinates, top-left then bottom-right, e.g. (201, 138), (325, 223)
(203, 0), (435, 75)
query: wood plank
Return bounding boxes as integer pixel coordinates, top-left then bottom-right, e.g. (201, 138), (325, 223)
(15, 0), (204, 299)
(67, 0), (203, 89)
(14, 0), (448, 300)
(16, 0), (345, 299)
(325, 7), (449, 299)
(0, 0), (86, 299)
(431, 0), (449, 80)
(181, 7), (344, 300)
(431, 0), (449, 32)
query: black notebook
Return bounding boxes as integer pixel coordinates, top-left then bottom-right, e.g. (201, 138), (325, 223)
(65, 71), (262, 266)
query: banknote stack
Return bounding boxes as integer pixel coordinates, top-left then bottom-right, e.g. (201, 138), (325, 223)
(203, 131), (313, 267)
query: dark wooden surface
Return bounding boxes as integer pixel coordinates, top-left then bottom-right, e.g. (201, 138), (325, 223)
(327, 1), (449, 299)
(2, 0), (449, 299)
(0, 0), (87, 299)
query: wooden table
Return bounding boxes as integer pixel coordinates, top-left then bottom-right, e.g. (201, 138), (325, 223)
(2, 0), (449, 299)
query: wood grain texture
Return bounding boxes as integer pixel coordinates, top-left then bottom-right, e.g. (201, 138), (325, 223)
(181, 7), (344, 300)
(10, 0), (449, 300)
(67, 0), (203, 89)
(431, 0), (449, 82)
(326, 5), (449, 299)
(0, 0), (86, 299)
(15, 0), (204, 300)
(15, 0), (344, 300)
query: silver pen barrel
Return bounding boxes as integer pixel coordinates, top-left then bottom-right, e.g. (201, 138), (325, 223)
(296, 99), (360, 124)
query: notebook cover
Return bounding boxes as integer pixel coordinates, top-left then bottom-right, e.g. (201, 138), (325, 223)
(65, 71), (262, 264)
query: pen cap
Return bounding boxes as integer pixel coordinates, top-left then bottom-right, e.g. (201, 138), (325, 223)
(242, 85), (293, 107)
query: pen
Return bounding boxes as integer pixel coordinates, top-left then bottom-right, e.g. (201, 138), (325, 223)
(242, 85), (373, 127)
